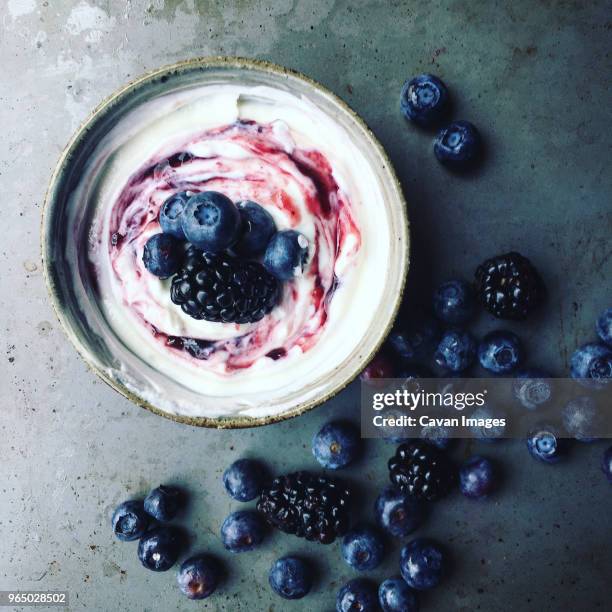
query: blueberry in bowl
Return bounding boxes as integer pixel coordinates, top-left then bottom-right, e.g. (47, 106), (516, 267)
(263, 229), (309, 281)
(159, 191), (190, 239)
(143, 484), (183, 521)
(111, 500), (149, 541)
(233, 200), (277, 257)
(434, 120), (481, 169)
(177, 554), (220, 600)
(220, 510), (266, 553)
(379, 576), (419, 612)
(526, 424), (567, 463)
(433, 279), (475, 325)
(459, 455), (497, 499)
(222, 458), (264, 502)
(341, 525), (385, 571)
(137, 526), (182, 571)
(596, 307), (612, 346)
(336, 578), (379, 612)
(312, 420), (361, 469)
(375, 486), (423, 537)
(142, 233), (183, 278)
(434, 328), (476, 373)
(478, 330), (523, 374)
(400, 73), (450, 127)
(181, 191), (241, 251)
(268, 556), (312, 600)
(400, 538), (446, 590)
(570, 342), (612, 388)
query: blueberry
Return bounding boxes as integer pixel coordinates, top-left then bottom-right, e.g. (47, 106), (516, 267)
(111, 500), (148, 541)
(233, 201), (276, 257)
(263, 229), (309, 281)
(526, 424), (567, 463)
(143, 485), (183, 521)
(602, 446), (612, 483)
(596, 308), (612, 346)
(222, 459), (263, 502)
(378, 577), (419, 612)
(142, 233), (183, 278)
(434, 120), (481, 168)
(220, 510), (265, 553)
(341, 526), (385, 571)
(570, 343), (612, 388)
(336, 578), (379, 612)
(562, 396), (600, 442)
(478, 331), (523, 374)
(399, 538), (445, 590)
(177, 554), (219, 600)
(159, 191), (189, 238)
(420, 425), (453, 449)
(459, 456), (496, 499)
(268, 556), (312, 600)
(434, 329), (476, 372)
(375, 486), (422, 538)
(137, 527), (181, 571)
(312, 421), (361, 470)
(386, 316), (440, 364)
(512, 368), (553, 410)
(468, 404), (507, 441)
(433, 280), (475, 325)
(181, 191), (241, 251)
(400, 74), (449, 127)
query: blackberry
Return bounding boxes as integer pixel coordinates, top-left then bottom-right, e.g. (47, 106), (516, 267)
(475, 252), (544, 320)
(256, 471), (352, 544)
(170, 248), (280, 323)
(388, 441), (455, 501)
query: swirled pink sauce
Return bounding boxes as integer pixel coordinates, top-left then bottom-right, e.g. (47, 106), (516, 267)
(104, 120), (361, 374)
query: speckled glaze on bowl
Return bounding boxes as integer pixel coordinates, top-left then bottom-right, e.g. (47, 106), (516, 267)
(41, 57), (409, 428)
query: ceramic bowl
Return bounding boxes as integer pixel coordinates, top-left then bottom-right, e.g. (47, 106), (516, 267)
(42, 57), (409, 427)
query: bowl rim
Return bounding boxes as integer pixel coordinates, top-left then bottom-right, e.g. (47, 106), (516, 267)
(41, 55), (409, 429)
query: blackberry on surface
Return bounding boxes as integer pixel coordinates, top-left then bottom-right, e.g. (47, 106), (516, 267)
(475, 252), (544, 320)
(170, 248), (280, 324)
(256, 471), (352, 544)
(388, 441), (455, 502)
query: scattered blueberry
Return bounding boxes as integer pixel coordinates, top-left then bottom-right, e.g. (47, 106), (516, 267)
(137, 527), (181, 571)
(512, 368), (553, 410)
(399, 538), (445, 590)
(459, 456), (496, 499)
(434, 120), (481, 169)
(111, 500), (149, 541)
(386, 316), (440, 364)
(336, 578), (379, 612)
(596, 308), (612, 346)
(142, 233), (182, 278)
(434, 329), (476, 372)
(400, 74), (449, 127)
(268, 556), (312, 600)
(562, 396), (600, 442)
(361, 351), (396, 381)
(181, 191), (241, 251)
(570, 343), (612, 388)
(263, 230), (309, 281)
(341, 526), (385, 571)
(468, 404), (507, 441)
(379, 577), (419, 612)
(375, 486), (422, 538)
(159, 191), (189, 238)
(220, 510), (265, 553)
(526, 424), (567, 463)
(433, 279), (475, 325)
(312, 421), (361, 470)
(234, 200), (276, 257)
(420, 424), (453, 449)
(144, 485), (183, 521)
(478, 331), (523, 374)
(222, 459), (263, 502)
(602, 446), (612, 483)
(177, 554), (219, 600)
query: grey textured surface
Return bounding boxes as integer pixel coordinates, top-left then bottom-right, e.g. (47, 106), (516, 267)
(1, 1), (611, 611)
